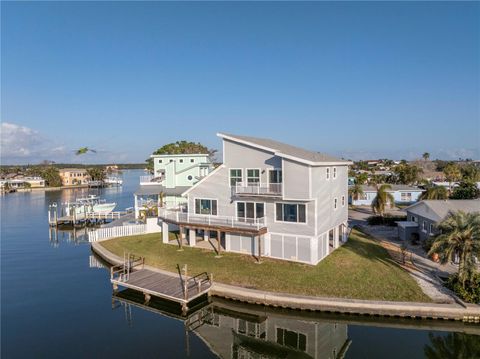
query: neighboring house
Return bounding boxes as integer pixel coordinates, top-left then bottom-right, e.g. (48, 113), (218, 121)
(59, 168), (91, 186)
(349, 184), (424, 206)
(432, 181), (480, 191)
(159, 133), (351, 265)
(134, 154), (213, 218)
(0, 176), (45, 189)
(398, 199), (480, 242)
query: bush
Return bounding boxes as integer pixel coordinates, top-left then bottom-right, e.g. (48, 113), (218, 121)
(445, 273), (480, 304)
(422, 235), (435, 252)
(366, 215), (407, 226)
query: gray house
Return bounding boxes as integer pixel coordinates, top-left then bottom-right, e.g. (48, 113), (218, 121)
(398, 199), (480, 242)
(159, 133), (351, 265)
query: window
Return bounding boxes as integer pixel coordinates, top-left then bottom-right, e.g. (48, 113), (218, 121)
(247, 169), (260, 184)
(169, 159), (173, 163)
(236, 202), (264, 220)
(187, 175), (193, 181)
(326, 168), (330, 180)
(401, 192), (412, 202)
(341, 196), (345, 206)
(334, 198), (338, 209)
(190, 159), (194, 163)
(429, 223), (434, 234)
(158, 159), (162, 164)
(333, 167), (337, 179)
(276, 203), (306, 223)
(230, 169), (242, 186)
(410, 215), (417, 222)
(269, 169), (282, 183)
(276, 328), (307, 352)
(179, 159), (183, 163)
(422, 221), (427, 232)
(195, 199), (217, 215)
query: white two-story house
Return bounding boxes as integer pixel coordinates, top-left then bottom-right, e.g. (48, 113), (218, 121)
(135, 153), (213, 218)
(159, 133), (351, 265)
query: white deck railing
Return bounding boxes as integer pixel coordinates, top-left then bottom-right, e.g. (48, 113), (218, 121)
(88, 224), (147, 242)
(234, 182), (282, 196)
(139, 175), (163, 184)
(158, 208), (267, 230)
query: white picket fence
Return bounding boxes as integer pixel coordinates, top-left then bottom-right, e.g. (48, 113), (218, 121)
(88, 224), (146, 243)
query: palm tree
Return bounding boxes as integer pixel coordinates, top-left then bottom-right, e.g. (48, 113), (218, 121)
(428, 211), (480, 287)
(443, 163), (461, 193)
(424, 332), (480, 358)
(420, 186), (448, 200)
(423, 152), (430, 161)
(348, 183), (364, 201)
(75, 147), (97, 155)
(371, 184), (395, 216)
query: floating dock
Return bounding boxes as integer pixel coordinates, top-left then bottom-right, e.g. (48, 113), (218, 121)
(110, 254), (212, 313)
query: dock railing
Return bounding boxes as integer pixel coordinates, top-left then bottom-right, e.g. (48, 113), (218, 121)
(111, 253), (144, 282)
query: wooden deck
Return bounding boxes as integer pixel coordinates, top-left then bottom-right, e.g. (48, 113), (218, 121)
(111, 254), (212, 311)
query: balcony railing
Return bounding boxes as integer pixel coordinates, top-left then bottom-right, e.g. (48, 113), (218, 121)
(158, 208), (267, 230)
(139, 175), (163, 184)
(234, 182), (282, 196)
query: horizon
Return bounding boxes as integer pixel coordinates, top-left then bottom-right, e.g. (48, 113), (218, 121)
(2, 2), (479, 165)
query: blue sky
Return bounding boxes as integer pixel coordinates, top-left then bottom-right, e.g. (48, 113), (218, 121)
(1, 1), (479, 164)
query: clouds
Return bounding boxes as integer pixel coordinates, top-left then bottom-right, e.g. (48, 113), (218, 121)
(0, 122), (130, 164)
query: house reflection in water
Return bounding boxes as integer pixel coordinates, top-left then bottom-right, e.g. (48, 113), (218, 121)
(112, 290), (351, 359)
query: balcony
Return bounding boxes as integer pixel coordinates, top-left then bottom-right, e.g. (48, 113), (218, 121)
(233, 182), (282, 197)
(139, 175), (164, 185)
(158, 208), (267, 234)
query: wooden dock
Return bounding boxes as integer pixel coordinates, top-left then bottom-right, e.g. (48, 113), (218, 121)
(111, 254), (212, 312)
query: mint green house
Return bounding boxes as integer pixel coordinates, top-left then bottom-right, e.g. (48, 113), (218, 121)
(135, 154), (213, 218)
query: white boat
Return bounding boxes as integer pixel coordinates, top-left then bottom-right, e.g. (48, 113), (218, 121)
(65, 195), (116, 216)
(104, 177), (123, 185)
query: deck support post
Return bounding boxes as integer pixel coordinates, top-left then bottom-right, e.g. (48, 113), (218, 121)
(215, 231), (222, 257)
(144, 293), (151, 304)
(178, 226), (184, 251)
(189, 228), (196, 247)
(162, 221), (169, 243)
(257, 235), (262, 263)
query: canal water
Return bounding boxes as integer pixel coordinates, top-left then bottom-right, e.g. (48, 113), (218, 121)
(1, 170), (479, 358)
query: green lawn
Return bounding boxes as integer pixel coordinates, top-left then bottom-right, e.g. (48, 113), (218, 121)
(99, 228), (431, 302)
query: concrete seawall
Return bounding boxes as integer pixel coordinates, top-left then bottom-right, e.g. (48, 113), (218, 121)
(91, 242), (480, 323)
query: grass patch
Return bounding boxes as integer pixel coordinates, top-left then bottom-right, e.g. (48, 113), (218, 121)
(100, 228), (431, 302)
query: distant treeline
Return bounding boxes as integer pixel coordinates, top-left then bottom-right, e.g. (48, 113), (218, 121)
(0, 163), (146, 171)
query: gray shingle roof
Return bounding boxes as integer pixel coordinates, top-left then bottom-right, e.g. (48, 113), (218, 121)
(360, 184), (424, 192)
(406, 199), (480, 222)
(218, 133), (350, 165)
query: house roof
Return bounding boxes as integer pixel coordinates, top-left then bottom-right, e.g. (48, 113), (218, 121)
(217, 133), (352, 166)
(360, 184), (424, 192)
(405, 199), (480, 222)
(59, 168), (88, 173)
(134, 185), (190, 196)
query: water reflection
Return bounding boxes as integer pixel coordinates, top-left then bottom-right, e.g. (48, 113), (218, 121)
(424, 332), (480, 359)
(110, 287), (480, 359)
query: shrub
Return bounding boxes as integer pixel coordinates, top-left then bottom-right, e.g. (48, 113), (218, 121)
(422, 235), (435, 252)
(366, 215), (407, 226)
(445, 273), (480, 304)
